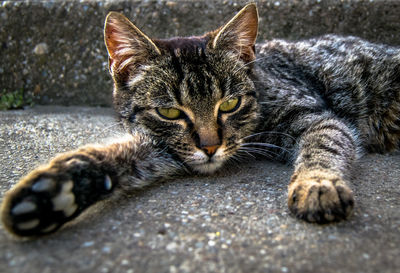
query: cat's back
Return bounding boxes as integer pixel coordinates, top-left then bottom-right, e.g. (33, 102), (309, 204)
(255, 34), (400, 86)
(254, 34), (400, 152)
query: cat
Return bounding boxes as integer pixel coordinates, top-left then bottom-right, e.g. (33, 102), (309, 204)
(2, 3), (400, 237)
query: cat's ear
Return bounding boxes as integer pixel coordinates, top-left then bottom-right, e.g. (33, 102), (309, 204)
(104, 12), (161, 78)
(211, 3), (258, 62)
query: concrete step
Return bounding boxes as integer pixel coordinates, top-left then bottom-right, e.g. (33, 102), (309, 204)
(1, 0), (400, 106)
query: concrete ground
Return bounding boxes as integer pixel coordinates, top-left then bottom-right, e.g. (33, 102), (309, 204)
(0, 106), (399, 273)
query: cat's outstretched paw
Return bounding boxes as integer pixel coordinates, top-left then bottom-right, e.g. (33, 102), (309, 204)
(1, 154), (114, 237)
(287, 170), (354, 223)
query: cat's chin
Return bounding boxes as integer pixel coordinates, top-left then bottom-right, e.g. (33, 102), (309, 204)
(189, 161), (224, 174)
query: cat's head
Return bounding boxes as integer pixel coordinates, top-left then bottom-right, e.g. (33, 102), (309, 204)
(104, 4), (260, 174)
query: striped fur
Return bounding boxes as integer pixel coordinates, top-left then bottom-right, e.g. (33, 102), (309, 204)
(2, 3), (400, 237)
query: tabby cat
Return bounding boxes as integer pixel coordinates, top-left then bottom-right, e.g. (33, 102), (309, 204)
(2, 3), (400, 237)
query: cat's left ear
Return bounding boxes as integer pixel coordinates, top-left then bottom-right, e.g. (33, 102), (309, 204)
(211, 3), (258, 63)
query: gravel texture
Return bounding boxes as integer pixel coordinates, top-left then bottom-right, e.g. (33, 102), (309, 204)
(2, 0), (400, 106)
(0, 106), (399, 273)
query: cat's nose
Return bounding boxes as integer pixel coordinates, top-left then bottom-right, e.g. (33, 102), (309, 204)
(202, 145), (220, 156)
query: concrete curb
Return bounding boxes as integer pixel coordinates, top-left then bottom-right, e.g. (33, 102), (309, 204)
(2, 0), (400, 106)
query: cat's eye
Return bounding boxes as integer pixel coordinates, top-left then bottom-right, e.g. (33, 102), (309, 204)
(219, 97), (240, 113)
(157, 107), (182, 119)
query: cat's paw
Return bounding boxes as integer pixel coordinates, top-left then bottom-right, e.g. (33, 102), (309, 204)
(287, 170), (354, 223)
(1, 155), (114, 237)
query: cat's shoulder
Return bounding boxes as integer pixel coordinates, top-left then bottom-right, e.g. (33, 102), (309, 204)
(255, 34), (394, 57)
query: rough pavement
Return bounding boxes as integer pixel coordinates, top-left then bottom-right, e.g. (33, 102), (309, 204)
(0, 106), (399, 273)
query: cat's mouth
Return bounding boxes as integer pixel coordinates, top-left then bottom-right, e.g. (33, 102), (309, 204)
(186, 150), (227, 174)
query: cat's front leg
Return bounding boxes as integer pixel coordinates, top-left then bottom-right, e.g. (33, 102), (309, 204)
(288, 118), (357, 223)
(1, 132), (182, 237)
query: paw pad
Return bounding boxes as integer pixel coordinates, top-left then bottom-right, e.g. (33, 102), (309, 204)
(16, 219), (40, 230)
(51, 181), (78, 217)
(3, 179), (81, 236)
(2, 159), (115, 236)
(32, 178), (55, 192)
(11, 201), (37, 215)
(41, 223), (59, 233)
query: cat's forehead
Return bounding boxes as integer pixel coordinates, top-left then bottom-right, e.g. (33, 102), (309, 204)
(137, 36), (250, 109)
(154, 36), (210, 57)
(151, 37), (226, 105)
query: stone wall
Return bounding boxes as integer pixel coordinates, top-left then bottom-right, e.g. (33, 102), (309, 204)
(1, 0), (400, 106)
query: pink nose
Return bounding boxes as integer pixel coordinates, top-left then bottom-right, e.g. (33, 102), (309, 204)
(202, 145), (219, 156)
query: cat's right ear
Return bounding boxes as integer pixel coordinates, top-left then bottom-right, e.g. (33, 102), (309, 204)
(104, 12), (161, 79)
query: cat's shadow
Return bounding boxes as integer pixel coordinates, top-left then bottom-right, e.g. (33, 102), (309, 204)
(41, 158), (291, 240)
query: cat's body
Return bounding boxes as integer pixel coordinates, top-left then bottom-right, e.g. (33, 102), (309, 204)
(256, 35), (400, 154)
(2, 4), (399, 237)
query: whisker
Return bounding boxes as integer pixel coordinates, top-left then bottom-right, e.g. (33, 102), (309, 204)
(231, 47), (244, 73)
(250, 80), (278, 84)
(232, 81), (256, 91)
(241, 142), (294, 156)
(181, 157), (197, 164)
(227, 155), (241, 165)
(233, 149), (257, 160)
(258, 100), (288, 106)
(238, 146), (278, 159)
(88, 121), (124, 142)
(225, 153), (250, 169)
(155, 145), (169, 156)
(101, 121), (123, 133)
(233, 57), (270, 74)
(239, 149), (256, 159)
(242, 131), (297, 143)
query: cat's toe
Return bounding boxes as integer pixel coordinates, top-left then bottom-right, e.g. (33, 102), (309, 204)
(288, 170), (354, 223)
(1, 177), (79, 237)
(50, 180), (78, 217)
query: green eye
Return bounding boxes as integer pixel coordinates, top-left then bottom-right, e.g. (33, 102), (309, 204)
(157, 107), (181, 119)
(219, 97), (240, 113)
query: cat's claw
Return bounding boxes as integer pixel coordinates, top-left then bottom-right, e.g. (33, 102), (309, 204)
(104, 175), (112, 191)
(287, 170), (354, 223)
